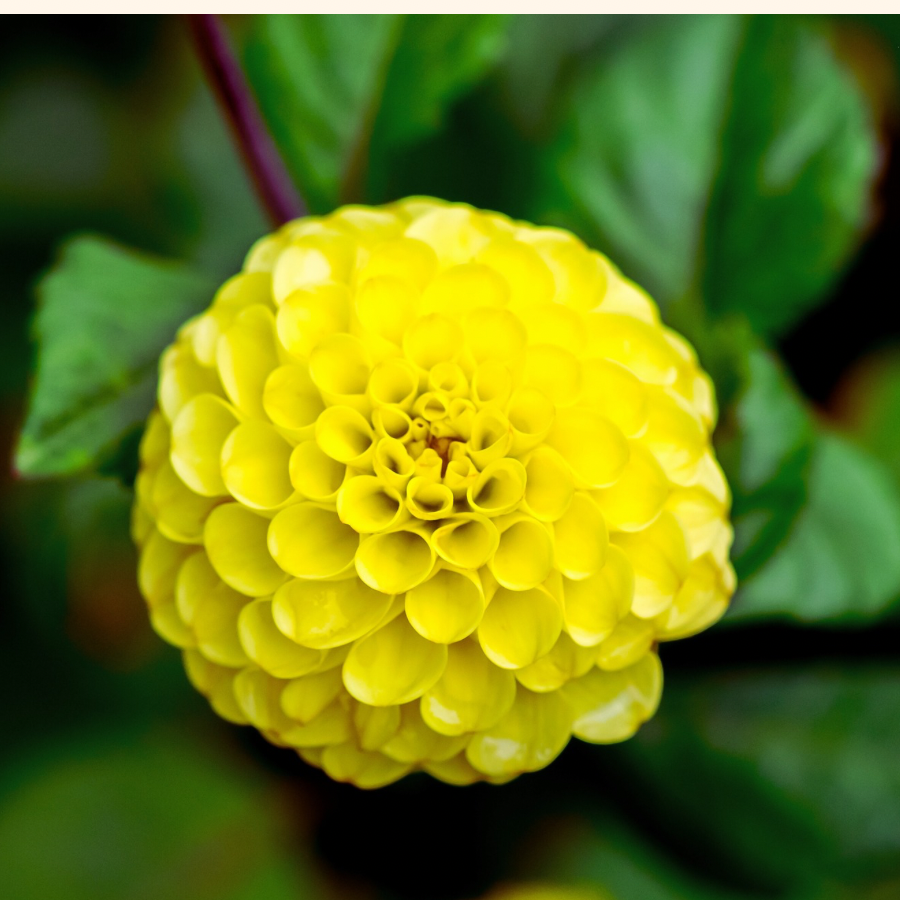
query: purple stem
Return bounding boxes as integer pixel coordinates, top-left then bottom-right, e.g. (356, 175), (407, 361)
(188, 14), (306, 226)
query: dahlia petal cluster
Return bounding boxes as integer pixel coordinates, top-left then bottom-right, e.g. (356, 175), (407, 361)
(133, 198), (735, 788)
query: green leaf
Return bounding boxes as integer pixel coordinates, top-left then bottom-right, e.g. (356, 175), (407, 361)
(243, 15), (400, 212)
(702, 17), (876, 334)
(545, 14), (743, 303)
(621, 667), (900, 891)
(732, 433), (900, 622)
(543, 15), (876, 331)
(0, 730), (322, 900)
(373, 15), (510, 151)
(15, 235), (215, 478)
(714, 338), (815, 582)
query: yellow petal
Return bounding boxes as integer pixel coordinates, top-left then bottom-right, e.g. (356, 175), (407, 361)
(522, 446), (574, 522)
(519, 304), (586, 356)
(343, 615), (448, 706)
(553, 493), (608, 579)
(239, 598), (328, 678)
(468, 408), (514, 468)
(596, 614), (655, 670)
(472, 360), (514, 409)
(424, 753), (486, 786)
(337, 475), (405, 533)
(404, 204), (493, 267)
(275, 282), (351, 357)
(192, 580), (250, 668)
(372, 438), (416, 492)
(368, 357), (419, 409)
(466, 688), (571, 777)
(523, 345), (582, 407)
(268, 503), (359, 579)
(579, 358), (648, 438)
(151, 459), (220, 543)
(309, 332), (371, 402)
(315, 405), (375, 467)
(515, 632), (597, 692)
(420, 639), (516, 735)
(612, 512), (689, 618)
(595, 260), (659, 323)
(356, 275), (418, 345)
(216, 304), (279, 419)
(468, 458), (527, 517)
(592, 443), (668, 532)
(138, 528), (193, 607)
(403, 313), (463, 370)
(655, 552), (730, 640)
(476, 236), (555, 311)
(585, 313), (681, 384)
(320, 743), (411, 789)
(355, 527), (436, 594)
(272, 233), (356, 302)
(170, 394), (239, 497)
(204, 503), (287, 596)
(431, 513), (499, 570)
(664, 486), (727, 559)
(280, 667), (344, 723)
(221, 421), (294, 510)
(547, 409), (629, 489)
(356, 236), (437, 291)
(639, 387), (706, 486)
(262, 363), (324, 434)
(289, 441), (346, 502)
(478, 586), (562, 670)
(421, 263), (509, 317)
(406, 567), (486, 643)
(353, 702), (402, 751)
(381, 703), (468, 763)
(406, 476), (454, 520)
(562, 653), (662, 744)
(489, 515), (554, 591)
(273, 576), (393, 649)
(183, 650), (247, 724)
(158, 342), (222, 424)
(149, 599), (195, 649)
(563, 545), (634, 647)
(463, 307), (527, 363)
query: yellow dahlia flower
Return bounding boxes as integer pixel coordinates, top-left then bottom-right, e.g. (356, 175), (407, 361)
(133, 198), (735, 788)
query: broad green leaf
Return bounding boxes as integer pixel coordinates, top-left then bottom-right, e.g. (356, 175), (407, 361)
(621, 668), (900, 891)
(733, 433), (900, 622)
(702, 17), (876, 334)
(15, 235), (215, 477)
(542, 15), (876, 331)
(497, 15), (629, 137)
(0, 731), (322, 900)
(714, 339), (815, 582)
(243, 15), (400, 212)
(374, 15), (510, 150)
(544, 15), (742, 303)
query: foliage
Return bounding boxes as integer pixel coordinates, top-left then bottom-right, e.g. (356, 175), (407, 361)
(5, 12), (900, 900)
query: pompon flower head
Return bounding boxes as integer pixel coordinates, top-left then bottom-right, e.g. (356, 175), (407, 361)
(133, 198), (735, 788)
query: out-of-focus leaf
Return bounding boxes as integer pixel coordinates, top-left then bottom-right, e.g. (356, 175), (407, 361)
(544, 15), (742, 303)
(373, 15), (510, 150)
(715, 341), (815, 582)
(497, 15), (627, 137)
(15, 235), (215, 477)
(0, 730), (322, 900)
(243, 15), (400, 212)
(622, 668), (900, 891)
(520, 812), (751, 900)
(542, 15), (877, 329)
(702, 16), (876, 335)
(733, 433), (900, 622)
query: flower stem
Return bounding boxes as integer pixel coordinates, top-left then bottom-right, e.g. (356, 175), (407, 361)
(188, 14), (307, 226)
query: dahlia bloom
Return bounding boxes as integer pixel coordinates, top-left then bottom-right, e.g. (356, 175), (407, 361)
(133, 198), (734, 787)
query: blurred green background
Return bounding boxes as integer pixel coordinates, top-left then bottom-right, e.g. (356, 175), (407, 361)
(3, 13), (900, 900)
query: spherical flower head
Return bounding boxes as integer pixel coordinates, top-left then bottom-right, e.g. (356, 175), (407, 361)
(133, 198), (735, 788)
